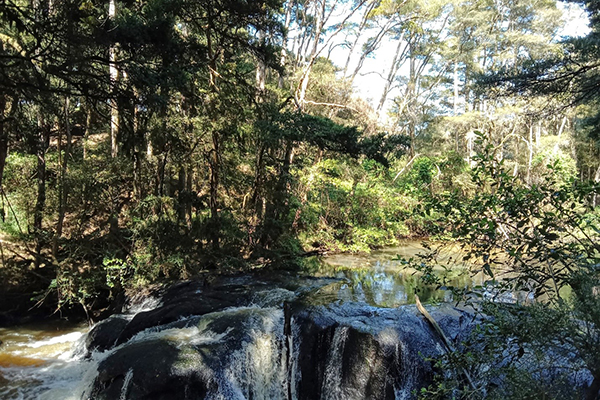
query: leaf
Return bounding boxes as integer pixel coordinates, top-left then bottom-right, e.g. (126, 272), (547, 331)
(482, 263), (494, 278)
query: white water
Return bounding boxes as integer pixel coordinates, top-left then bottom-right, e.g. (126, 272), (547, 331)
(0, 326), (89, 400)
(0, 304), (297, 400)
(0, 249), (453, 400)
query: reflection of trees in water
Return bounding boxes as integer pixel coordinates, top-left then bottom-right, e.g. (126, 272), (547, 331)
(339, 266), (471, 307)
(312, 243), (475, 307)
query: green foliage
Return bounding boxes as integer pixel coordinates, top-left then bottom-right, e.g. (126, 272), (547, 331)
(295, 158), (415, 253)
(407, 132), (600, 398)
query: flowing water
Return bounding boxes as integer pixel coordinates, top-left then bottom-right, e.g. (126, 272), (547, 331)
(0, 241), (482, 400)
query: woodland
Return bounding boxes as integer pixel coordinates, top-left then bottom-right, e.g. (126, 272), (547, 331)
(1, 1), (600, 395)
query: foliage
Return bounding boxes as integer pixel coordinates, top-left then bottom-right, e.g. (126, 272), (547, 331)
(0, 0), (598, 325)
(407, 132), (600, 398)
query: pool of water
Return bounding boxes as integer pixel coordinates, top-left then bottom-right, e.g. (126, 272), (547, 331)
(303, 240), (484, 308)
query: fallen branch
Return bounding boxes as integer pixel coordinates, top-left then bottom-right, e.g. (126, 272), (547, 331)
(393, 154), (420, 182)
(415, 295), (478, 391)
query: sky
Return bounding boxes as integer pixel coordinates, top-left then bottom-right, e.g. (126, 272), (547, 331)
(320, 1), (592, 120)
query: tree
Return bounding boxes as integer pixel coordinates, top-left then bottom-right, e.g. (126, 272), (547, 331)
(410, 133), (600, 399)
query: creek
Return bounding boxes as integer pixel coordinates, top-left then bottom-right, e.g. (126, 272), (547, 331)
(0, 241), (480, 400)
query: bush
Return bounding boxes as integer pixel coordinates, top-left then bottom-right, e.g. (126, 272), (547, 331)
(407, 133), (600, 399)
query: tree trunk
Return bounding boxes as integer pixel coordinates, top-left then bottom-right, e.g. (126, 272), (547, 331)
(377, 36), (405, 115)
(593, 165), (600, 208)
(252, 143), (267, 218)
(348, 20), (393, 87)
(34, 109), (49, 268)
(407, 48), (416, 157)
(209, 131), (220, 251)
(256, 30), (267, 97)
(527, 123), (533, 185)
(109, 0), (119, 158)
(83, 102), (92, 160)
(279, 0), (294, 88)
(0, 94), (8, 191)
(53, 97), (71, 259)
(186, 167), (193, 229)
(453, 62), (459, 115)
(343, 1), (377, 76)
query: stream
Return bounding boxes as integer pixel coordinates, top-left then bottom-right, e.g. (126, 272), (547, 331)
(0, 241), (481, 400)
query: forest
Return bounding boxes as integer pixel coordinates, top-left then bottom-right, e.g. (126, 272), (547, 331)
(0, 0), (600, 397)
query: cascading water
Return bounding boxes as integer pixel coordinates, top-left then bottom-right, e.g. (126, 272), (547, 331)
(0, 243), (483, 400)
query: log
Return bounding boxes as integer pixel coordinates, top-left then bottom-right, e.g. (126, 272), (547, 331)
(415, 295), (477, 391)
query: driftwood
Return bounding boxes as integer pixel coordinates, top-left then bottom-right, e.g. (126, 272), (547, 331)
(415, 295), (478, 391)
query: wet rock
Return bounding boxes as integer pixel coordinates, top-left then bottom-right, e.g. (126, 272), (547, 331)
(85, 279), (260, 356)
(87, 307), (289, 400)
(292, 302), (458, 399)
(85, 315), (129, 354)
(87, 340), (215, 400)
(84, 277), (478, 400)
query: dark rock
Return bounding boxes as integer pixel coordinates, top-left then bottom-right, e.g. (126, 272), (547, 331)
(88, 340), (215, 400)
(113, 285), (254, 346)
(85, 276), (478, 400)
(88, 306), (288, 400)
(293, 303), (453, 399)
(85, 315), (129, 354)
(85, 279), (259, 356)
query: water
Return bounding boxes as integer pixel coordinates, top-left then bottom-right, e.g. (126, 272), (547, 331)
(0, 322), (88, 400)
(0, 241), (481, 399)
(306, 240), (482, 307)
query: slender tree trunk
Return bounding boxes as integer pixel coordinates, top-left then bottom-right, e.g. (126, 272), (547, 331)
(593, 165), (600, 208)
(186, 167), (193, 229)
(343, 1), (377, 76)
(0, 94), (8, 191)
(279, 0), (294, 88)
(296, 0), (367, 106)
(407, 49), (416, 157)
(109, 0), (119, 158)
(0, 42), (8, 184)
(34, 109), (49, 268)
(206, 14), (221, 251)
(53, 97), (71, 259)
(157, 153), (168, 197)
(527, 123), (533, 185)
(210, 131), (220, 251)
(252, 143), (266, 217)
(177, 166), (186, 223)
(83, 102), (92, 160)
(453, 62), (459, 115)
(348, 21), (393, 87)
(256, 30), (267, 97)
(463, 68), (470, 112)
(296, 0), (326, 106)
(377, 37), (405, 115)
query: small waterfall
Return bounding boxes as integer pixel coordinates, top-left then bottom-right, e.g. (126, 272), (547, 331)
(321, 326), (350, 400)
(214, 308), (288, 400)
(119, 368), (134, 400)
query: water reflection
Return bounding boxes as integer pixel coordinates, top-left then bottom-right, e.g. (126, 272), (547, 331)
(304, 241), (480, 308)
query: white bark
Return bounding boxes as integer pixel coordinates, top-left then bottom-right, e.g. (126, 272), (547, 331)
(109, 0), (119, 158)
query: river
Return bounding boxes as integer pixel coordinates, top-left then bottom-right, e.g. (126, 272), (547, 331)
(0, 241), (481, 400)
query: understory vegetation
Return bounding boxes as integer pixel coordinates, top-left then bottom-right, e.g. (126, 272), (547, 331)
(403, 135), (600, 399)
(0, 7), (600, 398)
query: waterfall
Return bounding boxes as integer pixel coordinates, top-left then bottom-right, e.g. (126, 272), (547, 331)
(321, 326), (350, 400)
(1, 273), (475, 400)
(119, 369), (133, 400)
